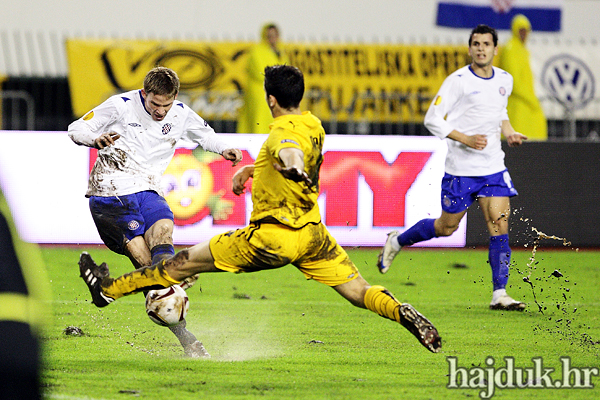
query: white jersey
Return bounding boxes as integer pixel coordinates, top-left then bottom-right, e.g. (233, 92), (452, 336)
(424, 65), (513, 176)
(69, 89), (232, 197)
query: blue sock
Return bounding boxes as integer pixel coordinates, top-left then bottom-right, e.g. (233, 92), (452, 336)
(398, 218), (436, 247)
(489, 234), (511, 291)
(151, 244), (175, 265)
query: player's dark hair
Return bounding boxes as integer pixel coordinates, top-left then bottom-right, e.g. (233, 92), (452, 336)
(144, 66), (180, 97)
(264, 65), (304, 109)
(468, 24), (498, 46)
(265, 23), (279, 32)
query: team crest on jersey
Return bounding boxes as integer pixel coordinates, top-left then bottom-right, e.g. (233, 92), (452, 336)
(162, 123), (172, 135)
(499, 87), (506, 96)
(443, 196), (452, 208)
(128, 220), (140, 230)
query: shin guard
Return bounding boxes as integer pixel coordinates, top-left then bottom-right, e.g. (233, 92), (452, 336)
(364, 285), (401, 322)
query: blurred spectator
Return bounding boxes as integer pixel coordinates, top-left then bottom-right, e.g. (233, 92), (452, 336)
(237, 23), (289, 133)
(499, 14), (548, 140)
(0, 185), (51, 399)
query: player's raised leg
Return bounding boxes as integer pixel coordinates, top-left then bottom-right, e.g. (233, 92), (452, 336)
(378, 213), (462, 274)
(334, 275), (442, 353)
(79, 241), (220, 306)
(79, 251), (181, 306)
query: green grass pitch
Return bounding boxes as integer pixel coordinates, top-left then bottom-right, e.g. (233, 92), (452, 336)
(40, 245), (599, 399)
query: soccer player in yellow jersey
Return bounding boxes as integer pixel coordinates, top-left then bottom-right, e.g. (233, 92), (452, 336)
(79, 65), (442, 353)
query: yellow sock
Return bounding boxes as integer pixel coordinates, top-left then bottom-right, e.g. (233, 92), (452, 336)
(101, 261), (181, 300)
(364, 285), (401, 323)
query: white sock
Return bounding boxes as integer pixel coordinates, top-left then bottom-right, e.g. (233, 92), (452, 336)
(492, 289), (507, 303)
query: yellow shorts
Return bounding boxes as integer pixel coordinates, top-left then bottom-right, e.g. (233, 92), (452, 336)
(209, 221), (359, 287)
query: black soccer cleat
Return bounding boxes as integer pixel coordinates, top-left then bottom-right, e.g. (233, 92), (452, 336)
(78, 252), (114, 308)
(398, 303), (442, 353)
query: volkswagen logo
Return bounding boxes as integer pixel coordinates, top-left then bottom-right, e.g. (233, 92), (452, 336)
(541, 54), (595, 110)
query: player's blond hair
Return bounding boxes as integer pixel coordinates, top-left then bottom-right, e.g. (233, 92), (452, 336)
(144, 67), (180, 98)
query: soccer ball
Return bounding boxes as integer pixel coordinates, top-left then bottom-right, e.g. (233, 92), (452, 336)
(145, 286), (189, 327)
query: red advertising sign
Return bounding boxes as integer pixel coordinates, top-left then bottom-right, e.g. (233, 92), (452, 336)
(0, 131), (464, 247)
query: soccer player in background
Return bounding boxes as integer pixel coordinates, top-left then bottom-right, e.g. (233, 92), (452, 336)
(377, 25), (528, 311)
(78, 65), (442, 354)
(68, 66), (243, 357)
(0, 184), (51, 399)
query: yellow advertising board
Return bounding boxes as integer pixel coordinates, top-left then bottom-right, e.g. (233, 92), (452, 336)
(66, 39), (250, 118)
(67, 39), (469, 123)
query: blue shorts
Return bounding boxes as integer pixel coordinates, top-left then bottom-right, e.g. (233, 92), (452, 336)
(441, 170), (518, 214)
(89, 191), (174, 255)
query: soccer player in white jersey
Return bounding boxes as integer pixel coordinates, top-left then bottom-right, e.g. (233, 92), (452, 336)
(68, 67), (243, 356)
(377, 25), (528, 311)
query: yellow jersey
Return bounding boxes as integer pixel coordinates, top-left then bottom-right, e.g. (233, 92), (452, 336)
(250, 111), (324, 228)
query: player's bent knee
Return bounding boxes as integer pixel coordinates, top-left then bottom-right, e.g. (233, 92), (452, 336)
(125, 236), (152, 267)
(154, 219), (173, 234)
(146, 219), (174, 248)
